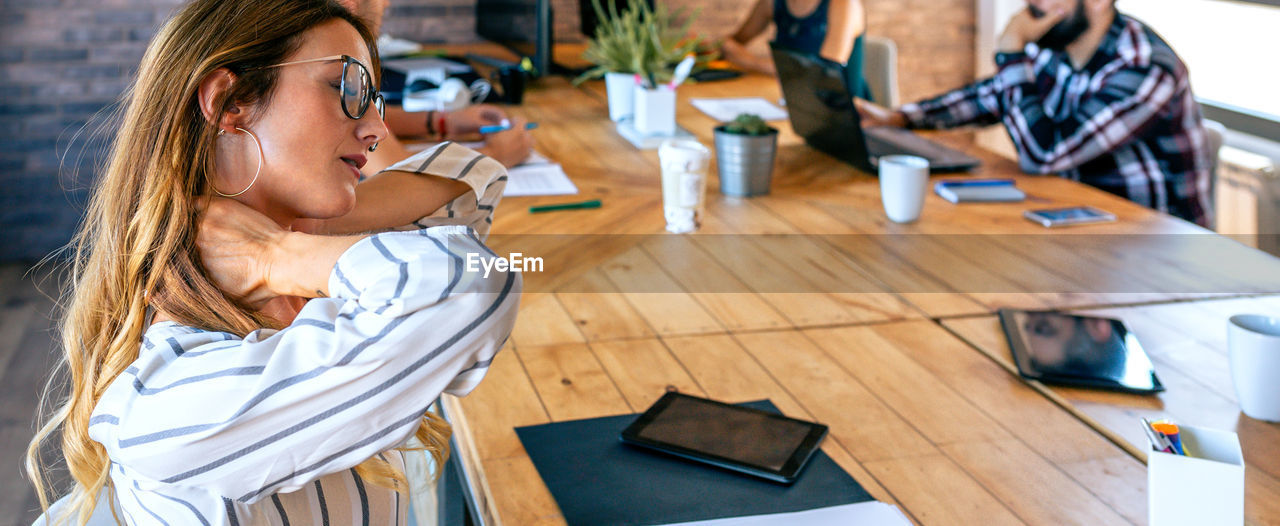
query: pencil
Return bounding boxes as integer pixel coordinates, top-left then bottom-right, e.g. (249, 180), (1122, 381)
(529, 199), (601, 213)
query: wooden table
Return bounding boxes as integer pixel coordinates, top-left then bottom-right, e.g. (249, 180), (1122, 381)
(438, 64), (1280, 525)
(945, 295), (1280, 524)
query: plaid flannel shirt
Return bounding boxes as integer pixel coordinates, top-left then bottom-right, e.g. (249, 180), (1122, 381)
(900, 13), (1212, 227)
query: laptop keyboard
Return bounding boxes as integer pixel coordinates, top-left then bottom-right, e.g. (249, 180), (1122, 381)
(864, 127), (974, 165)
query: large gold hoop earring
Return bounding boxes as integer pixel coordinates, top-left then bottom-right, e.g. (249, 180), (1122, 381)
(213, 127), (262, 197)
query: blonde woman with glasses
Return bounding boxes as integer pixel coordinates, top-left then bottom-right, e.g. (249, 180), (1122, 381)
(26, 0), (521, 524)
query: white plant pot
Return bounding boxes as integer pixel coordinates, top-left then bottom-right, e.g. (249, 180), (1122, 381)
(633, 85), (676, 136)
(604, 72), (635, 122)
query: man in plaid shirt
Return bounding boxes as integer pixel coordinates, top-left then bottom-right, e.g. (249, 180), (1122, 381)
(858, 0), (1212, 226)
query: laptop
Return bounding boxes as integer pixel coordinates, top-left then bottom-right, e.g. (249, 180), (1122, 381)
(769, 43), (980, 173)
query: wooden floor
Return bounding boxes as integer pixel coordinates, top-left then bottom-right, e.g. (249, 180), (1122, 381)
(1, 263), (71, 526)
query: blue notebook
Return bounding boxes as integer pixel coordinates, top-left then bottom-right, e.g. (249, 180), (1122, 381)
(514, 399), (874, 526)
(934, 178), (1026, 203)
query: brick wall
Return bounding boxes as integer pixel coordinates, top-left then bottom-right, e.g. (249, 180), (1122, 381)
(0, 0), (974, 262)
(382, 0), (479, 42)
(0, 0), (182, 262)
(645, 0), (976, 103)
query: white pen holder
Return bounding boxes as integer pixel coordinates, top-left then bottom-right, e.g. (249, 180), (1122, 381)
(604, 72), (635, 122)
(1147, 424), (1243, 526)
(633, 85), (676, 137)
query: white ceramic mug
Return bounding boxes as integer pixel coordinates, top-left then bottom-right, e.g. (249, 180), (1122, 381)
(658, 139), (710, 234)
(1227, 314), (1280, 422)
(878, 155), (930, 223)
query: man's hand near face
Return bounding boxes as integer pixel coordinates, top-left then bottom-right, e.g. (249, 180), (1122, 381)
(998, 7), (1068, 53)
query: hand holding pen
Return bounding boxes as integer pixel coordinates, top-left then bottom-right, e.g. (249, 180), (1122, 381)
(478, 116), (535, 168)
(479, 119), (539, 134)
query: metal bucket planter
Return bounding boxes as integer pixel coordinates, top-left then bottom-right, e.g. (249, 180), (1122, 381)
(713, 125), (778, 197)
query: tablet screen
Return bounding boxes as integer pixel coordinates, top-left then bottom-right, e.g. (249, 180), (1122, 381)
(635, 395), (813, 470)
(621, 392), (827, 483)
(1000, 309), (1163, 392)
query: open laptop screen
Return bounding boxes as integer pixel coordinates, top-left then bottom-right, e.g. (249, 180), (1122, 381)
(770, 44), (877, 172)
(770, 43), (981, 173)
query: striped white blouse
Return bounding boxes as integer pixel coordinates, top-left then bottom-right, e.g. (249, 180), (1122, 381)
(84, 143), (520, 525)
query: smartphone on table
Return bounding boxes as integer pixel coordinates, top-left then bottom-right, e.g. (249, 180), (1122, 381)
(1023, 206), (1116, 227)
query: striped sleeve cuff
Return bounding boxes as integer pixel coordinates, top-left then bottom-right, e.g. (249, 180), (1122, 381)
(327, 233), (405, 299)
(326, 226), (472, 299)
(379, 142), (508, 239)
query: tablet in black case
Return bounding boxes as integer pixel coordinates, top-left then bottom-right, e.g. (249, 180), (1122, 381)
(998, 308), (1164, 393)
(620, 392), (828, 484)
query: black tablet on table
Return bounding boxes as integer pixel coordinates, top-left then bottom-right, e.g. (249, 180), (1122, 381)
(998, 308), (1164, 394)
(620, 391), (828, 484)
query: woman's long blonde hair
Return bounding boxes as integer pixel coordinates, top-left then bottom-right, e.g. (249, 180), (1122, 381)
(26, 1), (449, 523)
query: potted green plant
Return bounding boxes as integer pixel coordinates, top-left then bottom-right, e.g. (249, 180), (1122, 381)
(713, 113), (778, 196)
(575, 0), (704, 127)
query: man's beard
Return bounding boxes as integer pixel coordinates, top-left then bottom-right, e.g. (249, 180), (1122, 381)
(1029, 3), (1090, 50)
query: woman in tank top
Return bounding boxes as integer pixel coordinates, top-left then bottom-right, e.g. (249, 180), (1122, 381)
(721, 0), (871, 100)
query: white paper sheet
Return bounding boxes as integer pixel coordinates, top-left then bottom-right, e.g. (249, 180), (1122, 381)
(690, 97), (789, 123)
(504, 156), (579, 197)
(400, 144), (577, 196)
(657, 502), (913, 526)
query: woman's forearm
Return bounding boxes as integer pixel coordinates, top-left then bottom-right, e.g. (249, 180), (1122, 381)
(297, 170), (471, 236)
(270, 232), (366, 298)
(383, 105), (429, 137)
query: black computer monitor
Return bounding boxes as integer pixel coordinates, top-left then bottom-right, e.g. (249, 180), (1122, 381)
(476, 0), (552, 77)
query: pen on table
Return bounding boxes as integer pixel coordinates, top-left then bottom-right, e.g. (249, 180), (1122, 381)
(529, 199), (601, 213)
(478, 122), (539, 134)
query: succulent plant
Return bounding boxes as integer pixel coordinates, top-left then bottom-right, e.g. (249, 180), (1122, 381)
(720, 113), (774, 135)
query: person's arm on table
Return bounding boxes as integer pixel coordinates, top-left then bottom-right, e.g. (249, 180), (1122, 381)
(721, 0), (776, 74)
(991, 10), (1181, 174)
(853, 46), (1010, 128)
(855, 7), (1065, 131)
(371, 105), (533, 170)
(442, 107), (534, 167)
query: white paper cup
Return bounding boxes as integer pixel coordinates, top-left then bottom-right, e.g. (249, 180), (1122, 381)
(1227, 314), (1280, 422)
(878, 155), (930, 223)
(658, 139), (710, 234)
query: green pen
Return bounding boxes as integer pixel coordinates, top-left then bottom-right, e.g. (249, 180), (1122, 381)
(529, 199), (601, 213)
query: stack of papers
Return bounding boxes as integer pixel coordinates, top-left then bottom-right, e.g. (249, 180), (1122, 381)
(690, 97), (788, 123)
(504, 151), (578, 197)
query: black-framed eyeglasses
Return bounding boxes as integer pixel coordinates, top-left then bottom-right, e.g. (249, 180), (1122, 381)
(258, 54), (385, 121)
